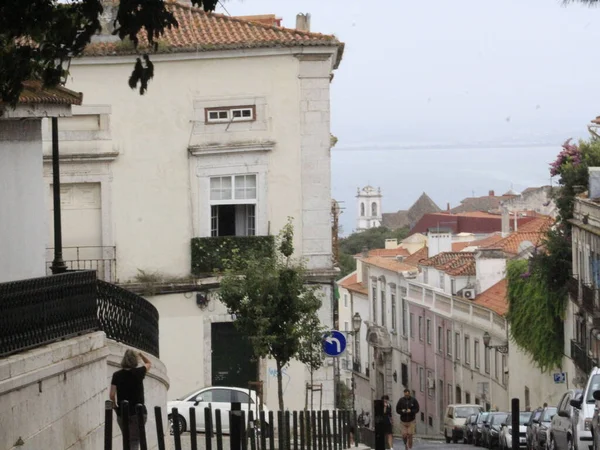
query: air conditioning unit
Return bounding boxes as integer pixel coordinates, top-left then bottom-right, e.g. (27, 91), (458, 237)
(463, 289), (476, 300)
(427, 377), (435, 389)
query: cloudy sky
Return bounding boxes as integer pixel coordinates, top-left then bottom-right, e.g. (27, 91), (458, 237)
(218, 0), (600, 233)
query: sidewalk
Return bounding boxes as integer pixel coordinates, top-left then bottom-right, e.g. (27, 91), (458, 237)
(393, 434), (443, 441)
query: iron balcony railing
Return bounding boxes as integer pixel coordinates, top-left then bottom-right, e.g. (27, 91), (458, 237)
(571, 339), (597, 374)
(567, 276), (580, 301)
(0, 270), (159, 358)
(581, 283), (596, 314)
(352, 360), (362, 373)
(46, 246), (117, 282)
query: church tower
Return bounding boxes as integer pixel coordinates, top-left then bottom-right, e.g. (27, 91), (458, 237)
(356, 186), (382, 231)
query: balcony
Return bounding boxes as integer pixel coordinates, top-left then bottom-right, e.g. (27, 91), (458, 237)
(571, 339), (597, 374)
(353, 359), (362, 373)
(46, 246), (117, 282)
(0, 271), (159, 357)
(191, 235), (275, 275)
(568, 276), (580, 301)
(581, 283), (597, 314)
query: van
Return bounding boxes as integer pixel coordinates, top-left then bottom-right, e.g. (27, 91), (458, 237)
(568, 367), (599, 450)
(444, 404), (484, 443)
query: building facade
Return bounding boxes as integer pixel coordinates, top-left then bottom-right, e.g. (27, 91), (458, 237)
(45, 3), (344, 410)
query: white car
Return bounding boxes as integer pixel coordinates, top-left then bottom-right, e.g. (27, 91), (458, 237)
(569, 367), (600, 450)
(549, 389), (583, 450)
(167, 386), (270, 434)
(499, 411), (531, 449)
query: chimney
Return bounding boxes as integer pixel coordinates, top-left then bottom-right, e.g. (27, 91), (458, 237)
(501, 206), (509, 237)
(385, 239), (398, 250)
(447, 202), (450, 212)
(296, 13), (311, 32)
(489, 190), (495, 197)
(590, 167), (600, 199)
(427, 229), (452, 258)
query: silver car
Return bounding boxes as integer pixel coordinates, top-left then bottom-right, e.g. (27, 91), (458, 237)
(549, 389), (583, 450)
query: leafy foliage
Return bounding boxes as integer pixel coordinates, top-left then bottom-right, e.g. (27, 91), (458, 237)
(337, 226), (409, 278)
(219, 220), (324, 411)
(0, 0), (219, 106)
(190, 235), (275, 275)
(506, 137), (600, 370)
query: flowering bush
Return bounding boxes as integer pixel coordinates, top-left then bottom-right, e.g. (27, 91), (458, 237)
(550, 139), (582, 177)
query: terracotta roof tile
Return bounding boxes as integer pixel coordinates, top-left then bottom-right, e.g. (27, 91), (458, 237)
(472, 279), (508, 316)
(421, 252), (476, 276)
(452, 242), (472, 252)
(484, 217), (553, 255)
(84, 1), (344, 67)
(362, 256), (418, 273)
(338, 273), (368, 295)
(4, 80), (83, 106)
(403, 247), (429, 266)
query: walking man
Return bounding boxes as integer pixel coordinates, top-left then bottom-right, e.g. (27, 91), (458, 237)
(396, 388), (419, 450)
(110, 350), (152, 450)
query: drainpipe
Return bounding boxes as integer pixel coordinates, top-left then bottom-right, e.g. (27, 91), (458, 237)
(50, 117), (67, 274)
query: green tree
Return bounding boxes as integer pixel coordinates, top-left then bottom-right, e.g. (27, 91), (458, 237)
(0, 0), (219, 106)
(219, 219), (324, 412)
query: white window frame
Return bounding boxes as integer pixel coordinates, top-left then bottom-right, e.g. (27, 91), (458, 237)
(447, 329), (452, 356)
(391, 292), (397, 331)
(474, 339), (480, 369)
(209, 174), (257, 205)
(465, 336), (471, 364)
(426, 318), (432, 344)
(419, 367), (425, 392)
(455, 332), (461, 360)
(206, 106), (255, 123)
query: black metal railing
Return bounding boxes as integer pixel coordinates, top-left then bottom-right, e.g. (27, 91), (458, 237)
(97, 280), (159, 357)
(46, 246), (117, 282)
(571, 339), (597, 374)
(582, 283), (596, 314)
(0, 271), (159, 358)
(352, 360), (361, 372)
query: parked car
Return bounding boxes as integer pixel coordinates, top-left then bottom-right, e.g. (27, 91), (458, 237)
(569, 367), (600, 450)
(444, 404), (483, 443)
(464, 413), (478, 444)
(549, 389), (583, 450)
(474, 412), (491, 447)
(499, 411), (532, 450)
(167, 386), (270, 434)
(526, 408), (543, 450)
(487, 412), (509, 449)
(532, 406), (556, 450)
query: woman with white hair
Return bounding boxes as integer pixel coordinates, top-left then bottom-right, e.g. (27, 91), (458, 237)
(109, 349), (152, 450)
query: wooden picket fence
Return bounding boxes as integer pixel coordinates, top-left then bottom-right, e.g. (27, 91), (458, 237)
(104, 401), (365, 450)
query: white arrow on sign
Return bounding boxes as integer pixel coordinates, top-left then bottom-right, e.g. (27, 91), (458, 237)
(326, 336), (341, 353)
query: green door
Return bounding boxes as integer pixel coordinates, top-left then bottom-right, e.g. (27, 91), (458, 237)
(211, 322), (257, 387)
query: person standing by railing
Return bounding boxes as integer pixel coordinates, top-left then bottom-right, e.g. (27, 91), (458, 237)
(109, 350), (152, 450)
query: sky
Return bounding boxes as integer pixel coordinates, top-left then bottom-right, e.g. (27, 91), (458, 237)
(216, 0), (600, 234)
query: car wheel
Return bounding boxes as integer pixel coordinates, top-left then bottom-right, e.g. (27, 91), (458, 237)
(168, 414), (187, 435)
(445, 430), (451, 444)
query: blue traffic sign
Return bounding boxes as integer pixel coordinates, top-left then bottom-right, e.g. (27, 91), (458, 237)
(323, 330), (347, 357)
(553, 372), (566, 384)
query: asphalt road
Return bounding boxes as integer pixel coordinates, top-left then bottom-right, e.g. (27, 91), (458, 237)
(393, 437), (460, 450)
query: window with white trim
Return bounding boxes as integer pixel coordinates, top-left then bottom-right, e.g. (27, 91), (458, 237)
(206, 106), (255, 123)
(210, 175), (257, 236)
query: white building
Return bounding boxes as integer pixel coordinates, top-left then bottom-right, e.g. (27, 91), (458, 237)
(356, 186), (382, 231)
(49, 3), (344, 411)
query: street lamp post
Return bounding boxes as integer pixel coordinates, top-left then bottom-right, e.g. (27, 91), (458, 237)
(482, 332), (508, 411)
(352, 312), (362, 412)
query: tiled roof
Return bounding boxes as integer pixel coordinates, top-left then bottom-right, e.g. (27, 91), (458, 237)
(484, 216), (553, 255)
(362, 256), (418, 273)
(469, 233), (504, 248)
(451, 195), (515, 214)
(355, 247), (410, 258)
(403, 247), (429, 265)
(452, 242), (472, 252)
(421, 252), (476, 276)
(382, 192), (441, 230)
(234, 15), (282, 27)
(338, 273), (368, 295)
(4, 80), (83, 106)
(84, 1), (344, 67)
(472, 279), (508, 316)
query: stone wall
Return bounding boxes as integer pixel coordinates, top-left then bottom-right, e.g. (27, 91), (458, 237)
(0, 332), (169, 450)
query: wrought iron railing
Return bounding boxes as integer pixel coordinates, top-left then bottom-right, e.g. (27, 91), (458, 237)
(0, 271), (159, 358)
(352, 360), (361, 373)
(582, 283), (596, 314)
(571, 339), (597, 374)
(97, 280), (159, 357)
(46, 246), (117, 282)
(567, 276), (580, 301)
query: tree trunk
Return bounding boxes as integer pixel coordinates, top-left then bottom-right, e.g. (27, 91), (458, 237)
(277, 359), (284, 411)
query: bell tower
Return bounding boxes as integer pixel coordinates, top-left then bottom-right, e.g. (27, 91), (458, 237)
(356, 186), (382, 231)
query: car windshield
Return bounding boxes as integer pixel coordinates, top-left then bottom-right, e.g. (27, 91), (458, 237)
(491, 413), (508, 425)
(541, 407), (557, 422)
(587, 374), (600, 403)
(477, 413), (489, 423)
(519, 412), (532, 425)
(456, 406), (482, 418)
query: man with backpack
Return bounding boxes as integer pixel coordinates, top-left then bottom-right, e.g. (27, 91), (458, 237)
(396, 388), (420, 450)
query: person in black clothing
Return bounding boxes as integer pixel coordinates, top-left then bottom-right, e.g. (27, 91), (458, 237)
(396, 388), (420, 450)
(110, 349), (152, 450)
(382, 395), (393, 450)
